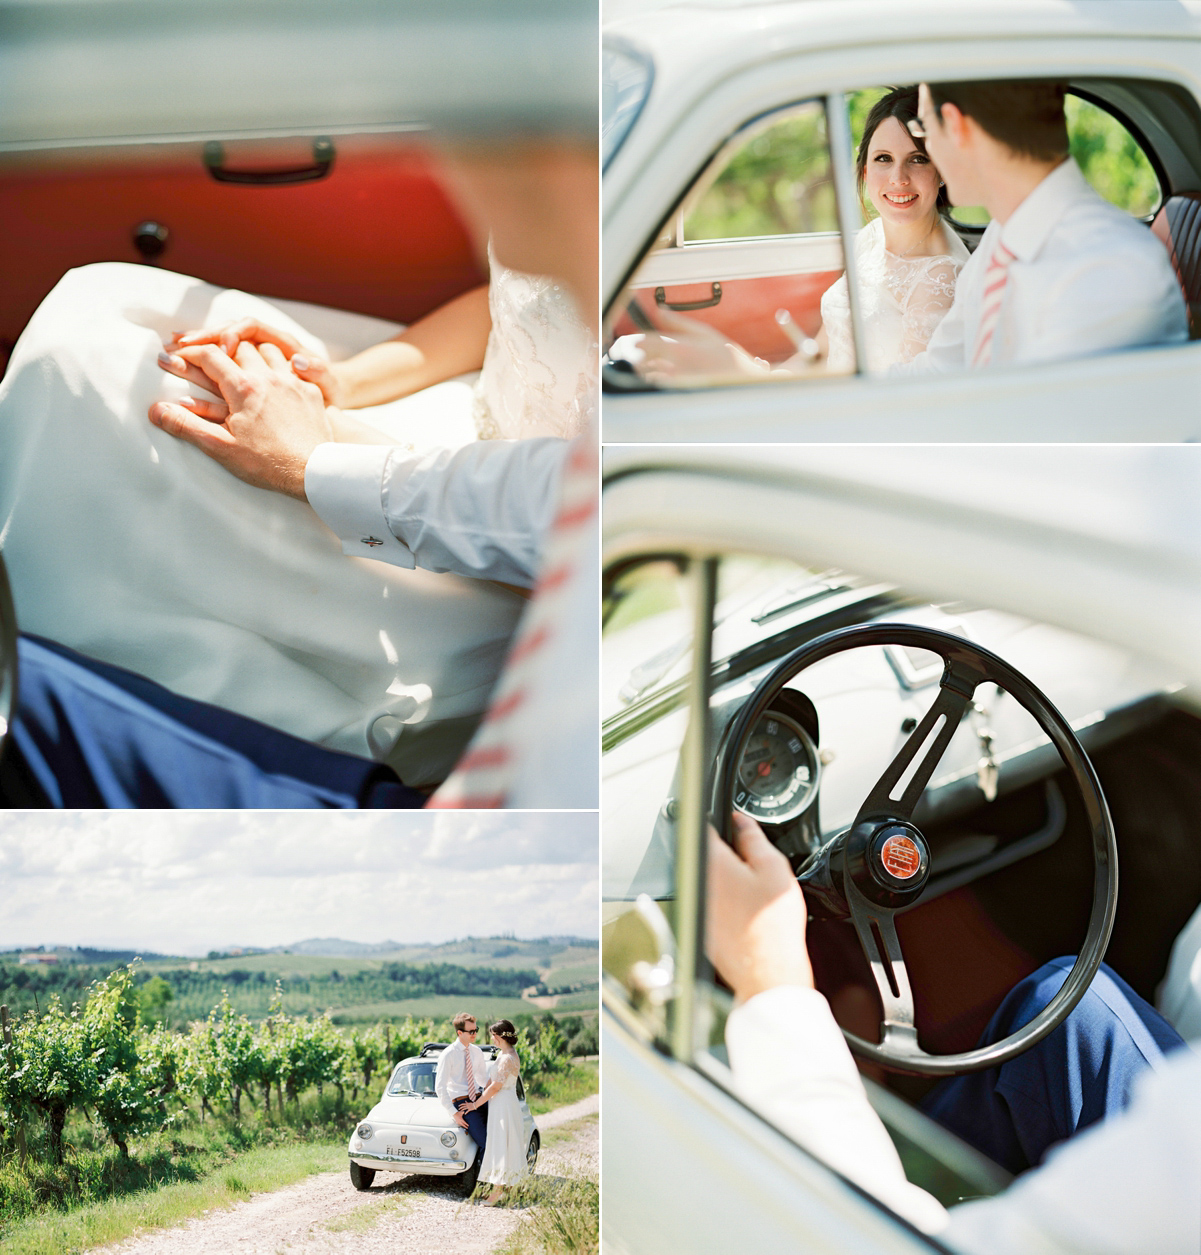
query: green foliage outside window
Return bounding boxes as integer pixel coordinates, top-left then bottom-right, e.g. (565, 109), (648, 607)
(682, 88), (1160, 243)
(683, 101), (837, 241)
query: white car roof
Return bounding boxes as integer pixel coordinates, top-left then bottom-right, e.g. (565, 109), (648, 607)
(603, 445), (1201, 691)
(0, 0), (597, 152)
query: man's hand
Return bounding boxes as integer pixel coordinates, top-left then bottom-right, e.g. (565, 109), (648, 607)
(454, 1110), (468, 1129)
(150, 340), (336, 500)
(707, 810), (815, 1003)
(170, 319), (346, 406)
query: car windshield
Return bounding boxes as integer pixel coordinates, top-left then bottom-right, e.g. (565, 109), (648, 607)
(603, 39), (654, 167)
(387, 1062), (438, 1097)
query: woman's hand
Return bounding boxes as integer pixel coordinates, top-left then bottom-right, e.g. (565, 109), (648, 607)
(169, 319), (346, 407)
(639, 309), (770, 387)
(150, 340), (335, 500)
(706, 811), (815, 1003)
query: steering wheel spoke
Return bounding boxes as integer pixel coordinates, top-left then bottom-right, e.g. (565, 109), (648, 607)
(856, 665), (978, 826)
(847, 897), (924, 1059)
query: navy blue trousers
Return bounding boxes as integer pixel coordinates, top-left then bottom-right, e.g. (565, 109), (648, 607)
(922, 955), (1185, 1173)
(455, 1096), (488, 1153)
(2, 634), (426, 809)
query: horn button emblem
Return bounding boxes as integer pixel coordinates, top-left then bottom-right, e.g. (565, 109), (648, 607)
(880, 832), (922, 880)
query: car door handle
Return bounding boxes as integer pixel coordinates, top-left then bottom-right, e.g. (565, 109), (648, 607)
(203, 137), (335, 186)
(654, 282), (722, 311)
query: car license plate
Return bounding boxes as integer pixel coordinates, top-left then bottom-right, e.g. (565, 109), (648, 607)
(388, 1146), (420, 1158)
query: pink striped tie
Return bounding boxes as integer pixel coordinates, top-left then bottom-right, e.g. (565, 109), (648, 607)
(972, 238), (1017, 367)
(464, 1046), (476, 1100)
(428, 432), (597, 809)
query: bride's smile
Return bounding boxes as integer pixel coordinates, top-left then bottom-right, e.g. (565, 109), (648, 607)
(863, 116), (946, 255)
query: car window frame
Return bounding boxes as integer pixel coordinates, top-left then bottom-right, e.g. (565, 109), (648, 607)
(603, 92), (869, 392)
(602, 545), (987, 1250)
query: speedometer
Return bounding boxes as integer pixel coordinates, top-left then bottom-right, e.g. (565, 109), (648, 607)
(733, 711), (821, 824)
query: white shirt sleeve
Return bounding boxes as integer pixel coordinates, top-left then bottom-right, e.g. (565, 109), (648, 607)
(725, 986), (949, 1234)
(304, 437), (568, 587)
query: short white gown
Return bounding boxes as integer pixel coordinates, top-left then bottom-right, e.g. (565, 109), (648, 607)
(479, 1051), (530, 1187)
(0, 255), (595, 786)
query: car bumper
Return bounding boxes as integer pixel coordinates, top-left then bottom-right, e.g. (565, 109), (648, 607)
(348, 1151), (471, 1175)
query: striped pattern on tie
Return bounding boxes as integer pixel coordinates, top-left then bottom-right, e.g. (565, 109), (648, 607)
(972, 238), (1017, 367)
(428, 433), (598, 810)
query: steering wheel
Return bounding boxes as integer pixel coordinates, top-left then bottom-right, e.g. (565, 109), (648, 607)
(716, 623), (1118, 1076)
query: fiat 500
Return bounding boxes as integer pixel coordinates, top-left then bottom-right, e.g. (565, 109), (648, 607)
(601, 443), (1201, 1253)
(347, 1044), (539, 1194)
(603, 0), (1201, 442)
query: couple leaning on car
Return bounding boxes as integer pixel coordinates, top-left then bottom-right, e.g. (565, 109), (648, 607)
(434, 1012), (529, 1204)
(0, 148), (598, 811)
(641, 79), (1187, 383)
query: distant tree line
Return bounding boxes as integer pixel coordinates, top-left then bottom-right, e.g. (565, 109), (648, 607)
(0, 959), (539, 1022)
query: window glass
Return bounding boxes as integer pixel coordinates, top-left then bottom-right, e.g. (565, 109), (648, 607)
(603, 40), (654, 168)
(1067, 95), (1160, 217)
(682, 106), (837, 241)
(946, 93), (1160, 229)
(606, 100), (853, 389)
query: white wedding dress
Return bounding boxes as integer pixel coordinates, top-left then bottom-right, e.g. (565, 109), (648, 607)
(478, 1052), (529, 1187)
(821, 216), (970, 372)
(0, 254), (595, 787)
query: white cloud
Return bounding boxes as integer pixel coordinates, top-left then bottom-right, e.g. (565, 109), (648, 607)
(0, 812), (597, 954)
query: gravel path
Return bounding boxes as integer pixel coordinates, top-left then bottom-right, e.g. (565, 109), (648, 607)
(98, 1096), (598, 1255)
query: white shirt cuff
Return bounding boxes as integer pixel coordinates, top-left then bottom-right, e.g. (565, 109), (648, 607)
(304, 442), (415, 567)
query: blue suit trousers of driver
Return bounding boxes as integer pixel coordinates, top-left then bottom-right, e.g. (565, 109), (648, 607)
(922, 955), (1186, 1174)
(3, 634), (426, 809)
(455, 1096), (488, 1154)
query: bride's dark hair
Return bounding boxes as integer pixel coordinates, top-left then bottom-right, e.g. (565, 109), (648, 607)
(855, 86), (952, 216)
(489, 1019), (519, 1045)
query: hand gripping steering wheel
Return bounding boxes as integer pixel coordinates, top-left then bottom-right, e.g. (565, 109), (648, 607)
(716, 623), (1118, 1076)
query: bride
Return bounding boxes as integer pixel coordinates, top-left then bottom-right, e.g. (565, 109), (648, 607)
(0, 242), (595, 788)
(638, 85), (969, 382)
(462, 1019), (531, 1204)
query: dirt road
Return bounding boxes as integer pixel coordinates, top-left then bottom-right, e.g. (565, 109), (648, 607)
(100, 1094), (598, 1255)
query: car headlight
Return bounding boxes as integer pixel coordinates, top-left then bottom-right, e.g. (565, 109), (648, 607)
(440, 1130), (457, 1147)
(357, 1124), (373, 1140)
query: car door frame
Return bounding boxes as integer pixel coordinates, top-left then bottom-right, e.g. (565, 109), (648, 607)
(603, 33), (1201, 442)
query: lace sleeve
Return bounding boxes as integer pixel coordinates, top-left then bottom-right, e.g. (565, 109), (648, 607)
(898, 258), (960, 363)
(496, 1052), (521, 1088)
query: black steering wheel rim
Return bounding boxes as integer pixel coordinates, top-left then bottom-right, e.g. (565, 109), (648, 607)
(716, 622), (1118, 1076)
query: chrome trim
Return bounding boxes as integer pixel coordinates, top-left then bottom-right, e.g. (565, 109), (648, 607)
(349, 1152), (467, 1170)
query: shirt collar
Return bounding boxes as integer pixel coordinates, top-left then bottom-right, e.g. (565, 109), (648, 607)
(998, 157), (1090, 262)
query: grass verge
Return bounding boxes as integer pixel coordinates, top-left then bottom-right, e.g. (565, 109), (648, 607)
(527, 1061), (598, 1116)
(0, 1141), (344, 1255)
(494, 1176), (599, 1255)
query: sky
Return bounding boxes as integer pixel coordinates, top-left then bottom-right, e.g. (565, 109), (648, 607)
(0, 812), (597, 956)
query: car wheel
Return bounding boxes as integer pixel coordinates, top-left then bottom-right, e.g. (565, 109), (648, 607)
(349, 1161), (376, 1191)
(526, 1131), (540, 1172)
(460, 1150), (482, 1195)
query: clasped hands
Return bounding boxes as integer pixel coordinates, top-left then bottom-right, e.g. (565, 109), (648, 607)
(150, 319), (348, 501)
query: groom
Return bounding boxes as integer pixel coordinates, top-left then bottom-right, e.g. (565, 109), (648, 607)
(896, 79), (1187, 372)
(434, 1011), (489, 1153)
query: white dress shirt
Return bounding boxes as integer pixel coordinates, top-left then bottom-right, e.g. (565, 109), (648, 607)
(727, 985), (1201, 1253)
(305, 436), (568, 588)
(434, 1037), (490, 1118)
(894, 158), (1188, 373)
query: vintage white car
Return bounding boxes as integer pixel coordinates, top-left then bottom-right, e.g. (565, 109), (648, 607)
(603, 0), (1201, 442)
(347, 1043), (539, 1193)
(602, 443), (1201, 1252)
